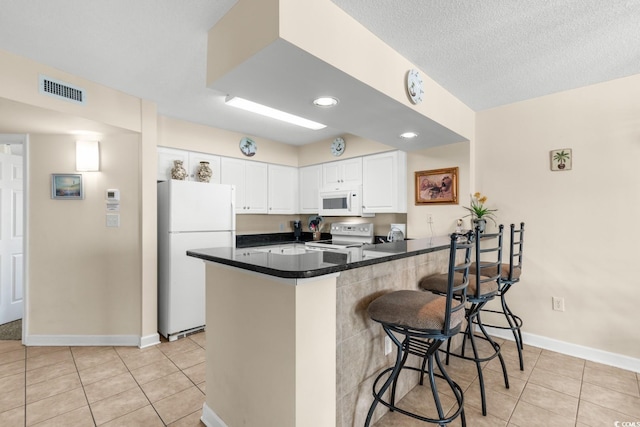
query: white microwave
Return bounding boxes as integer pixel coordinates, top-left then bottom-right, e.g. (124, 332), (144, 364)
(318, 186), (362, 216)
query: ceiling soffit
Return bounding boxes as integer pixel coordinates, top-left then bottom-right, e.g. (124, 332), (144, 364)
(206, 0), (470, 151)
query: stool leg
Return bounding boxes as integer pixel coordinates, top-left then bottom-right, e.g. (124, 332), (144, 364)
(477, 309), (510, 391)
(434, 348), (466, 427)
(365, 329), (404, 427)
(500, 290), (524, 371)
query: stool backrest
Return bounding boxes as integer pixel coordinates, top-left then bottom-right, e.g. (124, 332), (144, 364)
(507, 222), (525, 282)
(445, 231), (474, 336)
(471, 224), (504, 299)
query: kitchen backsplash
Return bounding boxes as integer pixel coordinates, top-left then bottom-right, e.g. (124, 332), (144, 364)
(236, 213), (408, 237)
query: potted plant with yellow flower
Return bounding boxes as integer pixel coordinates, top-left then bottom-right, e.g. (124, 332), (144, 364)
(463, 192), (497, 232)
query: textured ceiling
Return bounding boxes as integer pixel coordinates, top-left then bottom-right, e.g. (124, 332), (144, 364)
(0, 0), (638, 145)
(332, 0), (640, 111)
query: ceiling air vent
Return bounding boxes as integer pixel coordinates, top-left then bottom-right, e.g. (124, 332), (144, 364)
(38, 75), (86, 105)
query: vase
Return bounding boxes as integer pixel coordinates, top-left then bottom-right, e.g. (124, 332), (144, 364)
(196, 161), (213, 183)
(472, 218), (487, 232)
(171, 160), (187, 180)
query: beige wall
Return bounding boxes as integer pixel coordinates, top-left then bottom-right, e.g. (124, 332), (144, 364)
(406, 141), (472, 238)
(28, 134), (142, 335)
(0, 48), (154, 343)
(475, 74), (640, 359)
(158, 116), (299, 167)
(297, 134), (393, 166)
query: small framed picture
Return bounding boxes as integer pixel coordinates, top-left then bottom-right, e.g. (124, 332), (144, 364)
(51, 174), (84, 199)
(415, 167), (459, 205)
(550, 148), (572, 171)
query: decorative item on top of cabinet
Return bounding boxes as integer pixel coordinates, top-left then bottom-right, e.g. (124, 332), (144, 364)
(171, 160), (187, 180)
(196, 161), (213, 182)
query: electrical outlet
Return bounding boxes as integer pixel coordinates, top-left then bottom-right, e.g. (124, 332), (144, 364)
(384, 336), (392, 355)
(426, 213), (434, 224)
(552, 296), (565, 312)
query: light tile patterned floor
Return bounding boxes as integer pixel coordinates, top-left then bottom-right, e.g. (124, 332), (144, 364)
(0, 332), (206, 426)
(1, 332), (639, 426)
(372, 337), (640, 427)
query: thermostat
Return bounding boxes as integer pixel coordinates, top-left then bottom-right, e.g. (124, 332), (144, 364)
(106, 189), (120, 201)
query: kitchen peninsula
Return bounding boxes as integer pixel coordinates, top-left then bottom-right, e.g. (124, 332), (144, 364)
(187, 237), (454, 427)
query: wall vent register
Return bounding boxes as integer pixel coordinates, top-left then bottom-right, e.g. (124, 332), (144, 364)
(39, 74), (86, 105)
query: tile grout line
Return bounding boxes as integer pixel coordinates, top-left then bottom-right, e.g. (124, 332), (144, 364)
(70, 346), (99, 427)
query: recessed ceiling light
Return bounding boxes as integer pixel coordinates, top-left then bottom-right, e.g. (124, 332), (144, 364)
(400, 132), (418, 139)
(225, 96), (326, 130)
(313, 96), (339, 107)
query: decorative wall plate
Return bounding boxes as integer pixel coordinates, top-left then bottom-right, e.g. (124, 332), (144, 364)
(331, 137), (345, 156)
(239, 137), (257, 157)
(406, 68), (424, 104)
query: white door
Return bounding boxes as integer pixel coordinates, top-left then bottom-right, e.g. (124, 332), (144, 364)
(0, 148), (24, 325)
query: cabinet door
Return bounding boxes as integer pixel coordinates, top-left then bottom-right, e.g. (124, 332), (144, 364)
(362, 151), (407, 213)
(298, 165), (322, 213)
(221, 157), (247, 213)
(340, 157), (363, 187)
(322, 161), (342, 189)
(157, 147), (188, 181)
(244, 161), (268, 214)
(268, 165), (298, 214)
(321, 157), (362, 189)
(188, 152), (221, 184)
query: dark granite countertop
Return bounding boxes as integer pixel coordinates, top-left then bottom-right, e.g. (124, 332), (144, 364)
(187, 235), (451, 279)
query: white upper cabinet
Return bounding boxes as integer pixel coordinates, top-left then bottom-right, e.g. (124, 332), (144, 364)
(362, 151), (407, 214)
(221, 157), (268, 214)
(268, 165), (298, 215)
(298, 164), (322, 214)
(157, 147), (221, 184)
(321, 157), (362, 190)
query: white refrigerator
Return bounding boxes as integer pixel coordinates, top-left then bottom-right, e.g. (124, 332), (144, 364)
(157, 180), (235, 341)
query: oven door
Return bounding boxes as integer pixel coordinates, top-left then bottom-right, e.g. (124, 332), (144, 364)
(318, 187), (362, 216)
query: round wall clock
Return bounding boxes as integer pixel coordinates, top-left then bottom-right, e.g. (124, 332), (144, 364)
(331, 137), (346, 156)
(406, 68), (424, 104)
(239, 137), (257, 157)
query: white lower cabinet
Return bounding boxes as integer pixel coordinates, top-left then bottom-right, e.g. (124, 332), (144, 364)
(268, 164), (298, 214)
(362, 151), (407, 214)
(298, 165), (322, 214)
(221, 157), (268, 214)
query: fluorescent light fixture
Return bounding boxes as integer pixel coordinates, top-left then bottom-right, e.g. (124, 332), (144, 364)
(400, 132), (418, 139)
(76, 140), (100, 171)
(313, 96), (339, 107)
(225, 96), (326, 130)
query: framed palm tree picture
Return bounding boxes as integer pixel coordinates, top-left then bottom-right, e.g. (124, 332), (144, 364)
(550, 149), (572, 171)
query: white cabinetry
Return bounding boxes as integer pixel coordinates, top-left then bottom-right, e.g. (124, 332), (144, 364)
(221, 157), (268, 214)
(321, 157), (362, 190)
(268, 165), (298, 214)
(157, 147), (221, 184)
(298, 165), (322, 214)
(362, 151), (407, 214)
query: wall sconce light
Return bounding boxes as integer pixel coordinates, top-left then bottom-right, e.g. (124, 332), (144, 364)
(76, 140), (100, 171)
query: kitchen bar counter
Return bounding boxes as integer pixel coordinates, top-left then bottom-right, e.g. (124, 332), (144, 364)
(186, 235), (451, 279)
(190, 235), (454, 427)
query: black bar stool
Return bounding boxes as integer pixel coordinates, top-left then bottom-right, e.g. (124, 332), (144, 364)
(473, 222), (526, 370)
(418, 225), (509, 416)
(364, 232), (473, 426)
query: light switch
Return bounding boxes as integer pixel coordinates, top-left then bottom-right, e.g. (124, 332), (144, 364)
(106, 214), (120, 228)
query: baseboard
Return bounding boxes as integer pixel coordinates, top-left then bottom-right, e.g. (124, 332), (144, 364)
(24, 334), (140, 347)
(483, 326), (640, 374)
(201, 403), (228, 427)
(139, 333), (160, 348)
